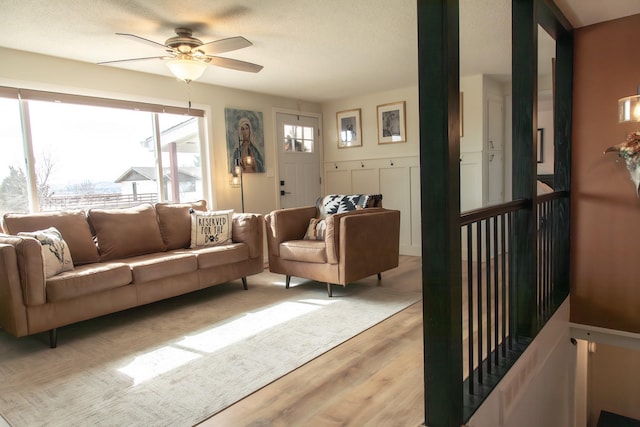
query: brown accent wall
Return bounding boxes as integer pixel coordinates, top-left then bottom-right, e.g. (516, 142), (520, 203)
(572, 14), (640, 333)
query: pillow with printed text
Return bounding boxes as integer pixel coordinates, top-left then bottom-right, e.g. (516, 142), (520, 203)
(190, 209), (234, 248)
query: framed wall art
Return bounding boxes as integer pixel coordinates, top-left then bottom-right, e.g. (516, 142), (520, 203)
(377, 101), (406, 144)
(336, 109), (362, 148)
(224, 108), (265, 173)
(459, 92), (464, 137)
(537, 128), (544, 163)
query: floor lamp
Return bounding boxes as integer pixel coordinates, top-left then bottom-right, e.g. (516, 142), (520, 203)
(232, 159), (245, 213)
(233, 134), (257, 213)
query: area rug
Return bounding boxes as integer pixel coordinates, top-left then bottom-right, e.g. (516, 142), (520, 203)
(0, 270), (421, 427)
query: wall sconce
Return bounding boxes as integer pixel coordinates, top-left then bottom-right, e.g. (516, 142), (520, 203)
(618, 95), (640, 123)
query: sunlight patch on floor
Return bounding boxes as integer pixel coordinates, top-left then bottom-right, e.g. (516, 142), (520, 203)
(116, 298), (338, 385)
(118, 346), (201, 386)
(179, 299), (338, 353)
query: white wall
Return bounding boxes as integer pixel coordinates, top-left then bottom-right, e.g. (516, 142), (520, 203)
(322, 85), (419, 163)
(321, 85), (421, 255)
(0, 47), (322, 217)
(468, 299), (576, 427)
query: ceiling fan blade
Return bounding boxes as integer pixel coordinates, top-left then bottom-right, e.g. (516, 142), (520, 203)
(199, 36), (252, 55)
(116, 33), (169, 51)
(97, 56), (170, 65)
(209, 56), (263, 73)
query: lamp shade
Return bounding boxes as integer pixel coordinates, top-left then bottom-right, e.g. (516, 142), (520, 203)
(618, 95), (640, 122)
(167, 58), (207, 82)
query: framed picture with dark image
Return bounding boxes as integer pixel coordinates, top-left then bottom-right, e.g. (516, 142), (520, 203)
(537, 128), (544, 163)
(336, 109), (362, 148)
(377, 101), (406, 144)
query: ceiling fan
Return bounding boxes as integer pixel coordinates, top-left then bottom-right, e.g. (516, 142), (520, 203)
(98, 27), (263, 82)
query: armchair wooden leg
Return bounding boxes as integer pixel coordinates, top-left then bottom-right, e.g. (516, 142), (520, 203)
(241, 277), (248, 290)
(285, 275), (291, 289)
(49, 328), (57, 348)
(377, 272), (382, 280)
(327, 283), (333, 297)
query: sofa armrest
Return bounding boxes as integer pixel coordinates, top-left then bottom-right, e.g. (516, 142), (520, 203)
(265, 206), (317, 257)
(0, 235), (46, 306)
(0, 243), (30, 337)
(232, 213), (264, 259)
(325, 209), (400, 267)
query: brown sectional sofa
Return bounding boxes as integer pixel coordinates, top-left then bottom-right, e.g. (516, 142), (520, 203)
(0, 201), (263, 347)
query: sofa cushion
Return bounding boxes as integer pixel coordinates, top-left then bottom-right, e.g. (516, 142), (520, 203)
(190, 209), (234, 248)
(126, 252), (197, 284)
(88, 204), (167, 261)
(17, 227), (73, 278)
(155, 200), (208, 250)
(280, 240), (327, 263)
(182, 243), (249, 269)
(303, 218), (327, 240)
(46, 262), (132, 302)
(3, 210), (100, 265)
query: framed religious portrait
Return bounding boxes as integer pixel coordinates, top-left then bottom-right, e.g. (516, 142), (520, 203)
(377, 101), (406, 144)
(336, 109), (362, 148)
(224, 108), (265, 174)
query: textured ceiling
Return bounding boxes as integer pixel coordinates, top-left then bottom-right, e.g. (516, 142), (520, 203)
(0, 0), (637, 103)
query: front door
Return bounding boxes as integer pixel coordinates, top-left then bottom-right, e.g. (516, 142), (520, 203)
(276, 113), (321, 209)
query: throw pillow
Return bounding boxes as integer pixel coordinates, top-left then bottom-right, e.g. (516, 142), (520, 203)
(87, 204), (166, 261)
(18, 227), (74, 278)
(3, 210), (100, 265)
(155, 200), (208, 250)
(317, 194), (371, 219)
(190, 209), (234, 248)
(303, 218), (327, 240)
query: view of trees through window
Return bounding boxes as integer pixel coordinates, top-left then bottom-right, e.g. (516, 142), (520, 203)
(0, 91), (204, 217)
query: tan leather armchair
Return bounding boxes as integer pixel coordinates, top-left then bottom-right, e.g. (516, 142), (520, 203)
(265, 205), (400, 296)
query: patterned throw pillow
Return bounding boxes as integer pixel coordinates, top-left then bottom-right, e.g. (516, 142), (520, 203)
(303, 218), (327, 240)
(190, 209), (234, 248)
(317, 194), (371, 219)
(18, 227), (74, 278)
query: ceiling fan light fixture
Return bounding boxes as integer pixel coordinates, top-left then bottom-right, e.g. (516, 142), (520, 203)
(167, 58), (207, 82)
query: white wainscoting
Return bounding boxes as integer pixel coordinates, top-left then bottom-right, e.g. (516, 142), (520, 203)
(324, 156), (421, 256)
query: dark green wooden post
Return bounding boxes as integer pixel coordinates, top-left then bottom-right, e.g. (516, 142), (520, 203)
(551, 17), (573, 307)
(511, 0), (538, 338)
(418, 0), (462, 426)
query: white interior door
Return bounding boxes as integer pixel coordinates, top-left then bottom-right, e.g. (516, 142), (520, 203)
(276, 113), (321, 209)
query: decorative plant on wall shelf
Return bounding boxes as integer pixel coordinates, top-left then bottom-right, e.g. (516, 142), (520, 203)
(604, 90), (640, 196)
(604, 130), (640, 196)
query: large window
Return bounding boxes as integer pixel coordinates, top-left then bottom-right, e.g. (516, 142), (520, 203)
(0, 88), (206, 217)
(0, 96), (25, 214)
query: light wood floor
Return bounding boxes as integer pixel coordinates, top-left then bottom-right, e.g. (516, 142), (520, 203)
(200, 255), (425, 427)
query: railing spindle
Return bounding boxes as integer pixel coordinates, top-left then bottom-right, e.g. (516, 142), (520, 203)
(493, 216), (499, 366)
(467, 225), (474, 394)
(476, 221), (483, 384)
